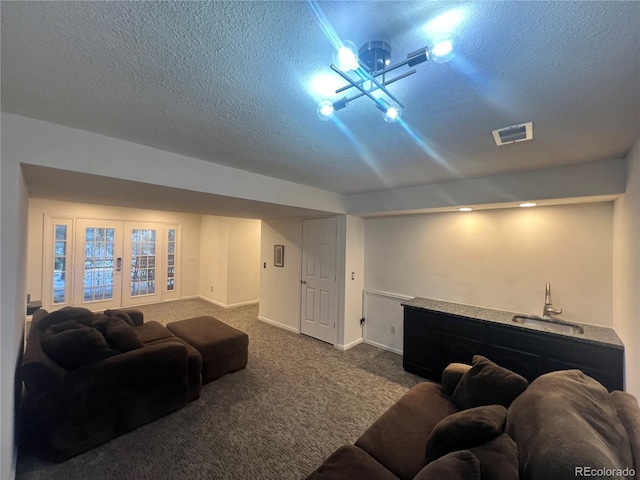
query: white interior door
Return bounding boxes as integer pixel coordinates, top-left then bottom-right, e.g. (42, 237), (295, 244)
(122, 222), (163, 306)
(74, 219), (123, 310)
(300, 217), (338, 345)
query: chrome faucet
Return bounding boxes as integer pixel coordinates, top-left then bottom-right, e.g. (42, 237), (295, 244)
(543, 282), (563, 318)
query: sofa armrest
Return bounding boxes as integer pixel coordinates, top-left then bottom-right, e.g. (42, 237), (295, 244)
(31, 342), (189, 459)
(441, 363), (472, 397)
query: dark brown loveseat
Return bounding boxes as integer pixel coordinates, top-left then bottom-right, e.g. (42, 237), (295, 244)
(306, 356), (640, 480)
(20, 307), (202, 461)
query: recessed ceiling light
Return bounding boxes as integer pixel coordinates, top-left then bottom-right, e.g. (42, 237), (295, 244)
(458, 207), (473, 212)
(519, 202), (537, 208)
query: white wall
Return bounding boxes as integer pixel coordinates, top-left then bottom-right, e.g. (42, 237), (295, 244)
(365, 203), (615, 333)
(227, 218), (261, 306)
(348, 159), (626, 215)
(4, 114), (346, 215)
(200, 216), (260, 307)
(613, 138), (640, 397)
(199, 216), (229, 305)
(259, 218), (303, 333)
(337, 215), (365, 349)
(1, 151), (29, 479)
(26, 199), (202, 306)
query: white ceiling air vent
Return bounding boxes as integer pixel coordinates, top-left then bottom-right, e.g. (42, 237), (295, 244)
(492, 122), (533, 146)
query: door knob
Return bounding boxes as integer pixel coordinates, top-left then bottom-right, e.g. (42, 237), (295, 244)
(301, 280), (307, 284)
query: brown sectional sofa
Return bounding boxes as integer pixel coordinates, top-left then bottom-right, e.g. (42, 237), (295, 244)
(20, 307), (202, 461)
(307, 356), (640, 480)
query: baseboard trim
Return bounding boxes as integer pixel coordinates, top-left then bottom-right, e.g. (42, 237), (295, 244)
(335, 337), (364, 351)
(258, 316), (299, 334)
(180, 295), (200, 300)
(365, 339), (403, 355)
(197, 296), (259, 309)
(227, 299), (260, 308)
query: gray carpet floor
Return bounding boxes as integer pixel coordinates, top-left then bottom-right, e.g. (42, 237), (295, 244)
(16, 299), (424, 480)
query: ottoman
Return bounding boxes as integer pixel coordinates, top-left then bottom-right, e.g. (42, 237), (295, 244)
(166, 316), (248, 384)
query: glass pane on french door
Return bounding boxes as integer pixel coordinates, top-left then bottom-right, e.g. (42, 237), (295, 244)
(130, 229), (156, 296)
(84, 227), (115, 301)
(122, 222), (163, 306)
(74, 220), (123, 309)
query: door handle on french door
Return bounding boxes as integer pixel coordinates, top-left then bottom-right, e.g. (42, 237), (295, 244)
(116, 257), (122, 272)
(301, 280), (307, 284)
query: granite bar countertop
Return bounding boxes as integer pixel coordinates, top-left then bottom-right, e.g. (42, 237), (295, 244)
(401, 297), (624, 349)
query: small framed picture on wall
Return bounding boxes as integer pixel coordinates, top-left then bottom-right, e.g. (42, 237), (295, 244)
(274, 245), (284, 267)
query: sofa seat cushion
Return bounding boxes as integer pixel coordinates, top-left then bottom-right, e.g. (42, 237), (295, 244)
(304, 445), (398, 480)
(355, 382), (459, 480)
(425, 404), (507, 463)
(135, 321), (175, 344)
(415, 450), (481, 480)
(506, 369), (634, 480)
(41, 320), (119, 370)
(452, 355), (528, 410)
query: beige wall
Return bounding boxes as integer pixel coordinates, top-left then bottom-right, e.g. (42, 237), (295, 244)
(259, 218), (303, 332)
(200, 216), (260, 307)
(199, 216), (229, 305)
(227, 218), (261, 306)
(365, 203), (615, 329)
(613, 139), (640, 397)
(26, 199), (202, 306)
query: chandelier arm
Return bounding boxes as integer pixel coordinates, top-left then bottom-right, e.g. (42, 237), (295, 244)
(330, 65), (389, 110)
(343, 69), (417, 104)
(334, 58), (413, 94)
(358, 65), (405, 109)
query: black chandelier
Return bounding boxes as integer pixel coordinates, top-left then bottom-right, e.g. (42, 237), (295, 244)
(317, 35), (457, 123)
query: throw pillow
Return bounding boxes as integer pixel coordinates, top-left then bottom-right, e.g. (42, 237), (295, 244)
(452, 355), (528, 410)
(38, 306), (95, 331)
(424, 404), (507, 463)
(92, 313), (111, 334)
(108, 311), (136, 327)
(104, 316), (144, 352)
(105, 309), (143, 326)
(414, 450), (481, 480)
(41, 321), (119, 369)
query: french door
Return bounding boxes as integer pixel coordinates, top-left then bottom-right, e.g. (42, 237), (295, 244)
(122, 222), (163, 306)
(74, 219), (123, 310)
(45, 217), (179, 311)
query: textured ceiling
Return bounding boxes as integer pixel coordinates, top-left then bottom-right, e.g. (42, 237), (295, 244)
(2, 1), (639, 195)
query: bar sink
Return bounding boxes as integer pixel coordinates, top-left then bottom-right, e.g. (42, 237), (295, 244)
(512, 315), (585, 335)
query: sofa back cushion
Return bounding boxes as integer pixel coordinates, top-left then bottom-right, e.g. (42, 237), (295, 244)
(506, 370), (634, 480)
(41, 320), (119, 370)
(452, 355), (528, 410)
(38, 307), (95, 331)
